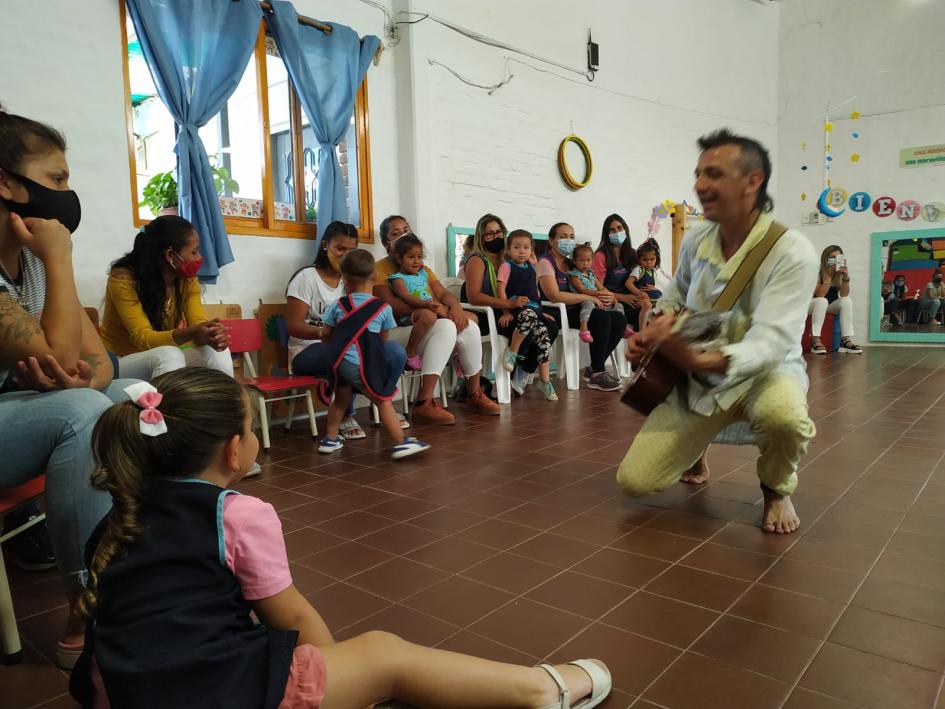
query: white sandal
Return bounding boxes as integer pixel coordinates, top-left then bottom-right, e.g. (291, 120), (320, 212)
(538, 659), (612, 709)
(339, 416), (366, 440)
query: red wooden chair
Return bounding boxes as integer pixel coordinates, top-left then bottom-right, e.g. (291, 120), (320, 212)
(223, 319), (321, 452)
(0, 476), (46, 665)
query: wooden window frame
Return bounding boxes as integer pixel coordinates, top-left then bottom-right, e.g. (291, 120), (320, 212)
(119, 0), (374, 243)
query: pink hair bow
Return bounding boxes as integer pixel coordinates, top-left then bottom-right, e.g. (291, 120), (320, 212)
(124, 382), (168, 437)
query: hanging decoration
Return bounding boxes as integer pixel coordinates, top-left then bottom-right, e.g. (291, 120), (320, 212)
(557, 134), (593, 189)
(647, 201), (702, 237)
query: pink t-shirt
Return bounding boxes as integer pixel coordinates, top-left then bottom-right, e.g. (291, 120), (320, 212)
(592, 252), (608, 282)
(496, 261), (510, 283)
(223, 494), (293, 600)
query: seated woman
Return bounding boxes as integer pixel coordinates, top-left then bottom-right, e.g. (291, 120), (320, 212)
(101, 215), (233, 379)
(540, 222), (627, 391)
(464, 214), (560, 396)
(373, 214), (499, 423)
(285, 220), (381, 439)
(920, 270), (945, 324)
(808, 244), (861, 354)
(592, 213), (645, 332)
(0, 106), (137, 668)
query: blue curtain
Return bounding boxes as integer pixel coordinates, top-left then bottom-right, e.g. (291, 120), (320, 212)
(266, 1), (380, 245)
(127, 0), (262, 283)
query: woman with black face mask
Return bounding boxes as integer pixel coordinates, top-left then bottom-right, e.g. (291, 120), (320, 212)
(0, 105), (139, 669)
(100, 215), (233, 382)
(464, 213), (560, 397)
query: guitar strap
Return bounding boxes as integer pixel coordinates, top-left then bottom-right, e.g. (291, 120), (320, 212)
(711, 220), (789, 313)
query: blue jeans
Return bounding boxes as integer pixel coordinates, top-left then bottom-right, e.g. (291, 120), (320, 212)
(0, 379), (137, 594)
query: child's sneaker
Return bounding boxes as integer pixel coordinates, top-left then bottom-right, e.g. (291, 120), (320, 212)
(391, 436), (431, 460)
(536, 379), (558, 401)
(501, 347), (520, 373)
(579, 330), (594, 343)
(317, 436), (344, 454)
(405, 354), (423, 371)
(624, 325), (635, 338)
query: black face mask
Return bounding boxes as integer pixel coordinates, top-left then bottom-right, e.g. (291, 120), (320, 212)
(0, 169), (81, 233)
(484, 237), (505, 253)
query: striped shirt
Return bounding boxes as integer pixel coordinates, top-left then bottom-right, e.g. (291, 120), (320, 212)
(0, 248), (46, 387)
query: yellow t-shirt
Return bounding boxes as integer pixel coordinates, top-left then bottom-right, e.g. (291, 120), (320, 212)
(373, 256), (439, 288)
(101, 272), (208, 356)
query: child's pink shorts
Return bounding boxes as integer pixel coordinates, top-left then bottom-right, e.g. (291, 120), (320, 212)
(278, 643), (328, 709)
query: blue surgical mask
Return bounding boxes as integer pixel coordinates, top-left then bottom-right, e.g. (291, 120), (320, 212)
(555, 238), (577, 257)
(609, 231), (627, 246)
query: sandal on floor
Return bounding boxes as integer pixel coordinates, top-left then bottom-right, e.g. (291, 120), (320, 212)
(339, 416), (366, 440)
(57, 639), (84, 670)
(538, 659), (612, 709)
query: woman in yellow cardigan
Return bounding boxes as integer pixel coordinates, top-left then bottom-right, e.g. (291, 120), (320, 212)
(101, 216), (232, 381)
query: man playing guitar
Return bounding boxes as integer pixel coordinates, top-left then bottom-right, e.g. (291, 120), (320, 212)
(617, 129), (819, 534)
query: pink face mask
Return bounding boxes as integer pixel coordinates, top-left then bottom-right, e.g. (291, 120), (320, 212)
(172, 252), (203, 279)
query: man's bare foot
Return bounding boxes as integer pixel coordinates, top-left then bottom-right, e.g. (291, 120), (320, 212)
(680, 454), (710, 484)
(761, 488), (800, 534)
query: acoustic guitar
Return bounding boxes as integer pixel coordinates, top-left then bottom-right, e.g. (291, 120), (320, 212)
(620, 221), (788, 416)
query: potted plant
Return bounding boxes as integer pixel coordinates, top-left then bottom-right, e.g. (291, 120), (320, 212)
(139, 163), (240, 218)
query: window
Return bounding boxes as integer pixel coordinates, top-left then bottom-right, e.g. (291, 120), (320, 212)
(119, 1), (374, 242)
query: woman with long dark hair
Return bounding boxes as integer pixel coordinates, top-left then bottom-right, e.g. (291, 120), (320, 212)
(101, 215), (233, 380)
(593, 214), (646, 331)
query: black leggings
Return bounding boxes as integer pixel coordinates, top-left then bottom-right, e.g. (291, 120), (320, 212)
(558, 305), (627, 373)
(621, 302), (643, 331)
(476, 310), (560, 374)
(512, 309), (552, 364)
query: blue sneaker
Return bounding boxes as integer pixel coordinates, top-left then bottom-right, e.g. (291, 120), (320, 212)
(317, 436), (344, 454)
(391, 436), (431, 460)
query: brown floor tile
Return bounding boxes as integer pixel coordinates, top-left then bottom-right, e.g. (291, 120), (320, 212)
(900, 511), (945, 539)
(363, 495), (440, 522)
(870, 551), (945, 593)
(571, 548), (669, 589)
(784, 536), (881, 574)
(711, 521), (800, 555)
(853, 577), (945, 628)
(645, 565), (750, 612)
(804, 515), (896, 549)
(336, 603), (459, 647)
(607, 528), (701, 562)
(551, 622), (681, 695)
(525, 571), (631, 619)
(783, 688), (865, 709)
(279, 497), (351, 527)
(602, 591), (719, 648)
(680, 542), (777, 582)
(729, 583), (845, 639)
(506, 532), (599, 568)
(314, 511), (395, 540)
(759, 558), (862, 604)
(357, 522), (444, 555)
(405, 536), (498, 573)
(403, 576), (514, 627)
(829, 605), (945, 671)
(288, 562), (336, 594)
(497, 502), (572, 530)
(644, 651), (792, 709)
(282, 526), (346, 561)
(643, 510), (729, 540)
(550, 513), (637, 546)
(800, 642), (941, 709)
(467, 599), (589, 658)
(886, 529), (945, 563)
(11, 576), (68, 621)
(409, 507), (488, 535)
(298, 541), (394, 580)
(460, 552), (560, 595)
(693, 615), (821, 683)
(347, 557), (448, 602)
(0, 645), (70, 708)
(31, 694), (82, 708)
(304, 582), (391, 630)
(455, 519), (541, 550)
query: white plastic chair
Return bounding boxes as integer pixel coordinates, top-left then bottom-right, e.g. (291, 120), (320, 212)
(443, 277), (511, 404)
(543, 301), (580, 391)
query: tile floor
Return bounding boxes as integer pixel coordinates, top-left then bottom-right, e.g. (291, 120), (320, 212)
(4, 348), (945, 708)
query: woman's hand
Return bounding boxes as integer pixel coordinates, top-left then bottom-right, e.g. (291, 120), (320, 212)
(190, 323), (215, 347)
(207, 319), (230, 352)
(433, 302), (450, 318)
(640, 284), (656, 292)
(8, 213), (73, 266)
(507, 296), (529, 309)
(598, 291), (615, 306)
(13, 355), (93, 391)
(498, 313), (513, 327)
(588, 296), (604, 308)
(448, 303), (469, 331)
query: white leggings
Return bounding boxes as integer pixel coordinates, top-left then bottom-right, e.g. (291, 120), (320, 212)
(809, 296), (854, 338)
(387, 318), (483, 378)
(116, 344), (234, 381)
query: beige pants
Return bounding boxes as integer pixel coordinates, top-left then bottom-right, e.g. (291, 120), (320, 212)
(616, 372), (815, 497)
